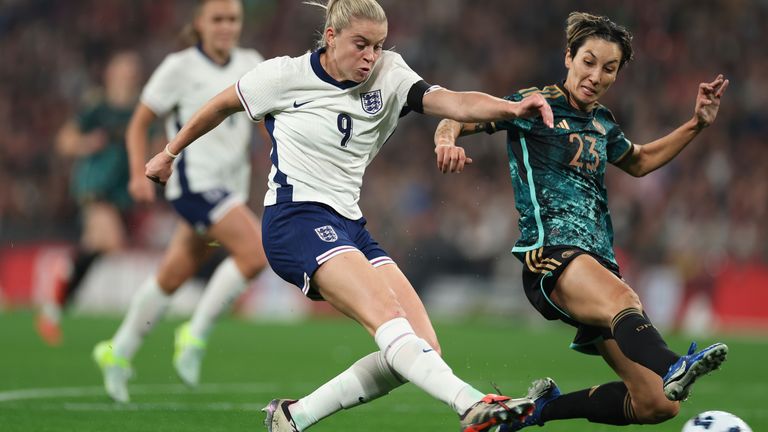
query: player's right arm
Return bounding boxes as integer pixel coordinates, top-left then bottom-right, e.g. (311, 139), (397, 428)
(145, 86), (243, 185)
(433, 120), (497, 174)
(126, 103), (159, 203)
(146, 56), (283, 185)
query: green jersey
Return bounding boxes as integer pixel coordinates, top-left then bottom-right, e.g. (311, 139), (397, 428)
(490, 84), (633, 264)
(72, 101), (133, 210)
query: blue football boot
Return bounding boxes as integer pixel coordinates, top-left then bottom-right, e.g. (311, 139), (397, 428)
(498, 378), (560, 431)
(663, 342), (728, 401)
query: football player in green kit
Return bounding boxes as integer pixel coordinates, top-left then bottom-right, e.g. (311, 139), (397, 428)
(433, 11), (729, 430)
(37, 51), (143, 346)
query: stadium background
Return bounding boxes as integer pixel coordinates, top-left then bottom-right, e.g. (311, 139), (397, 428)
(0, 1), (766, 431)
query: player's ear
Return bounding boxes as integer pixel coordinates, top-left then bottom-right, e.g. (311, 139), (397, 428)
(564, 48), (573, 69)
(325, 27), (336, 50)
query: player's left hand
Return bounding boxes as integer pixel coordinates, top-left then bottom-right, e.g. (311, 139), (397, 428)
(145, 152), (174, 185)
(694, 74), (728, 129)
(436, 144), (473, 173)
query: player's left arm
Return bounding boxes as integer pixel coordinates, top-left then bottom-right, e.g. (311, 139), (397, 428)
(618, 74), (728, 177)
(426, 88), (550, 174)
(422, 88), (553, 126)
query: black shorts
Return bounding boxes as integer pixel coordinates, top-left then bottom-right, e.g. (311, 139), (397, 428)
(514, 245), (622, 356)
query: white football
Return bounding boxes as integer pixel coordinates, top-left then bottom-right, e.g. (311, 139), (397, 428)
(682, 411), (752, 432)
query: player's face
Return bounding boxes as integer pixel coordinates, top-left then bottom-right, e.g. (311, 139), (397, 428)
(327, 18), (387, 82)
(196, 0), (243, 55)
(105, 53), (142, 96)
(564, 37), (622, 110)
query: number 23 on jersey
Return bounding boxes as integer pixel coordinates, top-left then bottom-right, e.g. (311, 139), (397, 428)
(569, 132), (599, 172)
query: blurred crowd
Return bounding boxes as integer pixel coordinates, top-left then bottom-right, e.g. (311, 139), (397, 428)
(1, 0), (766, 299)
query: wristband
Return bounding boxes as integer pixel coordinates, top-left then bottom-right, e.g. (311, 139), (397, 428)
(164, 144), (180, 159)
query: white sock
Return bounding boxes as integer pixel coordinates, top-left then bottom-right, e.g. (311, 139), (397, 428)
(112, 277), (171, 359)
(188, 257), (248, 341)
(374, 317), (484, 414)
(290, 351), (404, 430)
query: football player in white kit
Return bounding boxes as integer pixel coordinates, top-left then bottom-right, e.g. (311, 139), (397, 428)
(93, 0), (268, 403)
(146, 0), (554, 430)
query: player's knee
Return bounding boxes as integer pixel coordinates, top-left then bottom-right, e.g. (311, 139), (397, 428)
(155, 275), (182, 294)
(605, 288), (642, 322)
(156, 264), (194, 293)
(617, 287), (641, 309)
(633, 397), (679, 424)
(232, 254), (267, 279)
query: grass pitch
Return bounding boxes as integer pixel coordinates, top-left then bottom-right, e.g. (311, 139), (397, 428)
(0, 311), (765, 431)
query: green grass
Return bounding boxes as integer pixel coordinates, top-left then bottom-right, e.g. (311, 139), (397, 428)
(1, 311), (765, 431)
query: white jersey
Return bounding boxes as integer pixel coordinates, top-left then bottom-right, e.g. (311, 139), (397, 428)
(141, 46), (264, 200)
(236, 49), (423, 220)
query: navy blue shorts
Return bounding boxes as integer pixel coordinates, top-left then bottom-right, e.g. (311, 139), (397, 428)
(170, 188), (242, 234)
(262, 201), (394, 300)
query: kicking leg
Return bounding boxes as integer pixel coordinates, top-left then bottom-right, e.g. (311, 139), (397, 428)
(502, 338), (680, 431)
(285, 263), (443, 431)
(552, 255), (728, 401)
(294, 253), (530, 430)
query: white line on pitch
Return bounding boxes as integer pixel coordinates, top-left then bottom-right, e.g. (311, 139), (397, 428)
(4, 401), (265, 412)
(0, 382), (280, 403)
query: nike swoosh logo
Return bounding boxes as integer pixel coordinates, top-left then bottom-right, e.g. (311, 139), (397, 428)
(422, 348), (434, 353)
(293, 100), (312, 108)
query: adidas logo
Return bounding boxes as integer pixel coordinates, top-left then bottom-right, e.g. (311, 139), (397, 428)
(556, 119), (570, 130)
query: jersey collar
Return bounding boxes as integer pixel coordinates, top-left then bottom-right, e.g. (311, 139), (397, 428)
(311, 48), (362, 90)
(196, 43), (232, 67)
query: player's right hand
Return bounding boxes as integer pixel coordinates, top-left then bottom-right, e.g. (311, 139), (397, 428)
(129, 175), (156, 203)
(145, 152), (174, 186)
(513, 93), (554, 128)
(435, 144), (473, 174)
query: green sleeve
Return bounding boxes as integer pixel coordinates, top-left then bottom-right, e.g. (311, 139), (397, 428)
(491, 93), (529, 133)
(604, 112), (633, 164)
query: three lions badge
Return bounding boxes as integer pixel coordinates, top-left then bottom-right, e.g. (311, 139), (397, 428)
(315, 225), (339, 242)
(360, 90), (383, 114)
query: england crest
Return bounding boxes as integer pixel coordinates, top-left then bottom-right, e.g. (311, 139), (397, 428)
(360, 90), (383, 114)
(315, 225), (339, 242)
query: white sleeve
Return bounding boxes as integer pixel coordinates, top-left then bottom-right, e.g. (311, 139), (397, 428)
(249, 50), (266, 67)
(140, 54), (183, 116)
(388, 52), (425, 105)
(235, 57), (285, 122)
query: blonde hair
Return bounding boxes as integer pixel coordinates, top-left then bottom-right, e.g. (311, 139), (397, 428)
(305, 0), (387, 49)
(178, 0), (241, 47)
